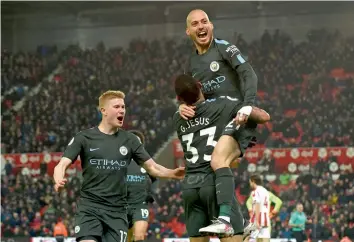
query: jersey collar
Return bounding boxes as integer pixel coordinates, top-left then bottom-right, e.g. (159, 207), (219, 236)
(194, 37), (215, 55)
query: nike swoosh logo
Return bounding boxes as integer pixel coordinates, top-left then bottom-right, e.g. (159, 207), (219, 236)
(90, 148), (99, 151)
(192, 72), (198, 78)
(216, 183), (222, 187)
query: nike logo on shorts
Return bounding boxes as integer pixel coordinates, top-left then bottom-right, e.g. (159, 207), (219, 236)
(90, 148), (100, 151)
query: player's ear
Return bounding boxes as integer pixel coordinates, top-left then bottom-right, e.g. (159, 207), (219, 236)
(209, 21), (214, 31)
(100, 107), (106, 116)
(186, 27), (190, 36)
(197, 82), (202, 89)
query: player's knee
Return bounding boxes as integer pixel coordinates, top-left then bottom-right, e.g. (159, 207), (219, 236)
(211, 150), (227, 170)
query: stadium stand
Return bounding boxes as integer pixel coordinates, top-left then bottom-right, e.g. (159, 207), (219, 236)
(2, 30), (354, 155)
(1, 29), (354, 240)
(1, 47), (58, 114)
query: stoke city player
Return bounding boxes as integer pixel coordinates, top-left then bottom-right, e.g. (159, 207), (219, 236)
(246, 188), (283, 238)
(248, 174), (272, 242)
(127, 130), (157, 242)
(53, 90), (184, 242)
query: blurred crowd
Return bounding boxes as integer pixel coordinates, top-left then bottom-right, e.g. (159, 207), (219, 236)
(2, 156), (354, 240)
(1, 46), (58, 114)
(1, 28), (354, 239)
(149, 158), (354, 240)
(234, 167), (354, 241)
(1, 172), (79, 237)
(247, 29), (354, 148)
(1, 40), (183, 155)
(1, 29), (354, 155)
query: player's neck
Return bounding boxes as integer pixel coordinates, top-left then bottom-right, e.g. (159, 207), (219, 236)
(193, 93), (205, 105)
(98, 122), (119, 135)
(195, 37), (214, 55)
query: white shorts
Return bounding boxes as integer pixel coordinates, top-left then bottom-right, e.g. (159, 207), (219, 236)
(250, 227), (271, 239)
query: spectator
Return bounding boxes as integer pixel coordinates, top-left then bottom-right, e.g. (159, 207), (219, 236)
(3, 159), (13, 176)
(1, 29), (354, 240)
(2, 29), (354, 154)
(289, 203), (308, 242)
(53, 218), (68, 242)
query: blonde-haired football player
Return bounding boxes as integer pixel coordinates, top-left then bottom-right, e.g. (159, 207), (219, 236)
(54, 90), (185, 242)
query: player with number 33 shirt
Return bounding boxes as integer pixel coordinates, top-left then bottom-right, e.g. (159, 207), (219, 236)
(173, 74), (270, 241)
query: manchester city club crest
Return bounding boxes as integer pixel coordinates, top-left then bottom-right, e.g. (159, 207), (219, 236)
(119, 146), (128, 156)
(210, 61), (220, 72)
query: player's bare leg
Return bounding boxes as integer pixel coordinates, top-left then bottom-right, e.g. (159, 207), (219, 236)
(132, 221), (148, 241)
(190, 236), (210, 242)
(199, 135), (241, 236)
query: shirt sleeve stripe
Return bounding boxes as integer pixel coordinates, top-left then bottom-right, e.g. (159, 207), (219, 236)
(237, 54), (246, 64)
(215, 39), (230, 45)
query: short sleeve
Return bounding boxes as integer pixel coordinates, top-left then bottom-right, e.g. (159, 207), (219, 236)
(253, 190), (261, 204)
(289, 212), (297, 224)
(62, 133), (84, 162)
(215, 39), (248, 69)
(130, 134), (151, 166)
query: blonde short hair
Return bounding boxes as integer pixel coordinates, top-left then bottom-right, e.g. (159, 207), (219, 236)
(99, 90), (125, 108)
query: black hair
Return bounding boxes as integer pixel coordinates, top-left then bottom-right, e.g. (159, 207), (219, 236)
(250, 174), (263, 185)
(174, 74), (200, 105)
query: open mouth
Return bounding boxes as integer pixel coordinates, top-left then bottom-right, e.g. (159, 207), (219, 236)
(197, 31), (208, 39)
(117, 117), (124, 122)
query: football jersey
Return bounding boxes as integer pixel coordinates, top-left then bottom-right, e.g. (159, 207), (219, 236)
(251, 185), (271, 227)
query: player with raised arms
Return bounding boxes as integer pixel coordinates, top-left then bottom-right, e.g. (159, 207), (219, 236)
(179, 9), (262, 236)
(53, 90), (184, 242)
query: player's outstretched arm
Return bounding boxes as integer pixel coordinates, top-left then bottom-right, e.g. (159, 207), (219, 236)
(53, 157), (72, 192)
(143, 159), (185, 180)
(218, 40), (258, 124)
(54, 133), (82, 192)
